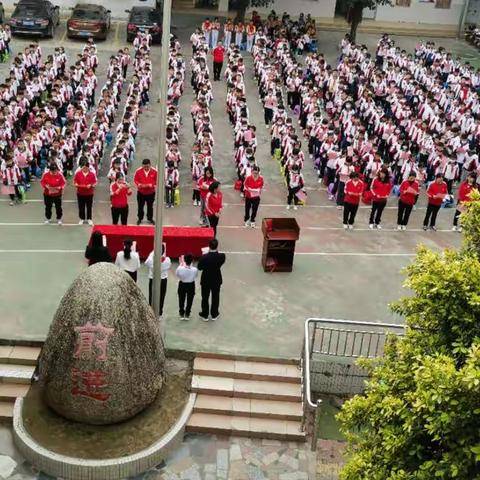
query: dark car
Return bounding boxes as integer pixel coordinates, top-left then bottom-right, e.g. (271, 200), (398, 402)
(9, 0), (60, 38)
(0, 3), (5, 24)
(126, 7), (162, 44)
(67, 4), (111, 40)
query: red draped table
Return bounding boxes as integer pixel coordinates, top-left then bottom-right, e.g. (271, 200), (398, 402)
(90, 225), (214, 259)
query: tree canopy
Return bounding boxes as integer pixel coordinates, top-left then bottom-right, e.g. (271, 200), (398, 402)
(343, 0), (392, 42)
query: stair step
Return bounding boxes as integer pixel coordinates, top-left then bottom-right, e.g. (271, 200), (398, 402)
(191, 375), (302, 402)
(186, 412), (306, 441)
(0, 383), (30, 401)
(0, 346), (41, 366)
(193, 357), (301, 383)
(0, 364), (36, 384)
(0, 401), (14, 421)
(196, 351), (299, 366)
(194, 394), (303, 420)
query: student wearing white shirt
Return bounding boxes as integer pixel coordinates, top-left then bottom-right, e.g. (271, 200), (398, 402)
(115, 240), (140, 282)
(145, 244), (171, 317)
(176, 253), (198, 321)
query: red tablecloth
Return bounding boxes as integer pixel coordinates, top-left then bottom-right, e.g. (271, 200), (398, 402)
(91, 225), (214, 259)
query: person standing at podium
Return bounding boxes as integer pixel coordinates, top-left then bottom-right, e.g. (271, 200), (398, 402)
(134, 159), (157, 225)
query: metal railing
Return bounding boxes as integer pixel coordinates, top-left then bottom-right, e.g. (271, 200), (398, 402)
(301, 317), (405, 450)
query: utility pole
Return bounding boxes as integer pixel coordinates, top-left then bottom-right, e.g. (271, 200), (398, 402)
(152, 0), (172, 324)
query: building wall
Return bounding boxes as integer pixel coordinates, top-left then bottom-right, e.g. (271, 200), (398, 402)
(375, 0), (465, 25)
(1, 0), (158, 19)
(253, 0), (337, 20)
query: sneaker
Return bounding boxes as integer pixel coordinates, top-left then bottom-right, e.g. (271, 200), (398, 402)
(78, 220), (84, 225)
(348, 225), (354, 230)
(9, 201), (13, 206)
(250, 222), (256, 228)
(240, 193), (244, 198)
(343, 224), (348, 230)
(293, 205), (298, 211)
(423, 226), (428, 231)
(148, 220), (155, 225)
(44, 219), (51, 224)
(430, 226), (437, 232)
(184, 315), (190, 320)
(199, 219), (205, 225)
(136, 219), (142, 225)
(87, 219), (93, 226)
(328, 195), (334, 201)
(402, 225), (407, 231)
(245, 220), (251, 228)
(397, 225), (402, 230)
(57, 219), (63, 226)
(199, 313), (209, 322)
(286, 205), (291, 210)
(193, 200), (197, 206)
(376, 225), (382, 230)
(318, 178), (322, 183)
(457, 226), (463, 233)
(452, 226), (457, 231)
(211, 315), (219, 321)
(336, 205), (342, 210)
(369, 224), (374, 229)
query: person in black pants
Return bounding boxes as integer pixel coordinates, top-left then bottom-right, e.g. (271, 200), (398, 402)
(423, 174), (448, 231)
(198, 239), (226, 322)
(146, 244), (171, 317)
(176, 253), (198, 320)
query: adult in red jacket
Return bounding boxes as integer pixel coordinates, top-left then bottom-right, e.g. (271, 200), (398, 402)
(423, 173), (448, 231)
(110, 172), (132, 225)
(197, 167), (216, 226)
(133, 158), (157, 225)
(244, 166), (264, 228)
(343, 172), (364, 230)
(41, 163), (66, 225)
(212, 41), (225, 81)
(397, 172), (419, 230)
(453, 173), (477, 232)
(369, 167), (392, 229)
(205, 181), (223, 237)
(74, 160), (97, 225)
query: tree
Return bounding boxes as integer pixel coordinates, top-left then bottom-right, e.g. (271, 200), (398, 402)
(337, 199), (480, 480)
(231, 0), (273, 23)
(343, 0), (392, 43)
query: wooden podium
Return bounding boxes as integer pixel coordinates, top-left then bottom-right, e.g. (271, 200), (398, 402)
(261, 218), (300, 272)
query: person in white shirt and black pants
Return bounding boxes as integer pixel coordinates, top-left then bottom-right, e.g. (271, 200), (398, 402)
(145, 244), (171, 317)
(115, 239), (141, 282)
(176, 253), (198, 321)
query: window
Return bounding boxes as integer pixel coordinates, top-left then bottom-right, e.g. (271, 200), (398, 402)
(435, 0), (451, 8)
(396, 0), (411, 6)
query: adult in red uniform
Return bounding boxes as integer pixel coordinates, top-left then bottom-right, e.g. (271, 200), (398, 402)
(423, 173), (448, 231)
(244, 166), (264, 228)
(205, 181), (223, 237)
(41, 163), (66, 225)
(133, 158), (157, 225)
(110, 172), (132, 226)
(343, 172), (364, 230)
(453, 173), (477, 232)
(74, 159), (97, 225)
(369, 167), (392, 229)
(212, 41), (225, 81)
(397, 172), (419, 230)
(197, 166), (215, 226)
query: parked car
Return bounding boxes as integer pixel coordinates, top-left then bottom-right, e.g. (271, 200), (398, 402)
(67, 4), (111, 41)
(126, 7), (162, 44)
(9, 0), (60, 38)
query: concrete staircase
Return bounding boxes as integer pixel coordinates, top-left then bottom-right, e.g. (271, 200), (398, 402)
(0, 345), (41, 421)
(172, 0), (196, 11)
(187, 353), (305, 441)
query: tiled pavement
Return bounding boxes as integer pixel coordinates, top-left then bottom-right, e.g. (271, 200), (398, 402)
(0, 431), (326, 479)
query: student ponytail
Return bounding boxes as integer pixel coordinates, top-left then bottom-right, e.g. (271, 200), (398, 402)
(123, 239), (133, 260)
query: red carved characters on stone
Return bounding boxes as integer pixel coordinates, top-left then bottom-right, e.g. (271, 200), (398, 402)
(73, 321), (114, 361)
(71, 368), (111, 402)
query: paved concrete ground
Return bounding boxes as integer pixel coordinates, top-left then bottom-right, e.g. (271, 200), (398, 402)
(0, 20), (469, 361)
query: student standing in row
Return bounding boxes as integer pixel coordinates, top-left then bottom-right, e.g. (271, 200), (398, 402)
(176, 253), (198, 320)
(343, 172), (364, 230)
(205, 181), (223, 237)
(115, 239), (141, 282)
(369, 167), (392, 229)
(74, 160), (97, 225)
(110, 173), (132, 226)
(41, 163), (66, 225)
(397, 172), (419, 230)
(244, 166), (264, 228)
(423, 173), (448, 231)
(146, 244), (172, 318)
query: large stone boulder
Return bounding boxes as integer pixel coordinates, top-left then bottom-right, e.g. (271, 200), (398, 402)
(39, 263), (165, 425)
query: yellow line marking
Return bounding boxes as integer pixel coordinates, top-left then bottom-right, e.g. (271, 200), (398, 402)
(114, 22), (120, 47)
(60, 28), (67, 43)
